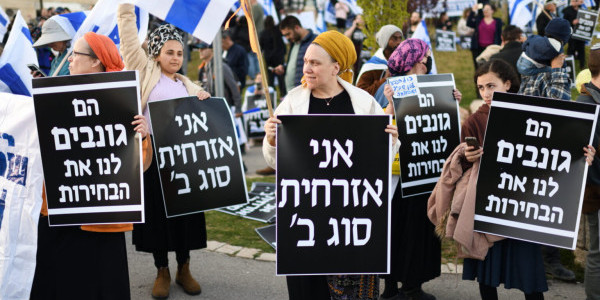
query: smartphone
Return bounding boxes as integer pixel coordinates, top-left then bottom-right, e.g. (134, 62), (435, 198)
(465, 136), (480, 150)
(27, 64), (46, 77)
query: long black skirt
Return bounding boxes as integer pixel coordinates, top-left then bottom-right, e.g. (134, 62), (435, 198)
(463, 239), (548, 294)
(132, 147), (207, 252)
(30, 216), (130, 300)
(385, 188), (441, 286)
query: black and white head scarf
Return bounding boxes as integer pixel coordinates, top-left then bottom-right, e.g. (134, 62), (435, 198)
(147, 24), (184, 57)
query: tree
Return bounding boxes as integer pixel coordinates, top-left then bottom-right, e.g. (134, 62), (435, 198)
(357, 0), (441, 52)
(357, 0), (409, 52)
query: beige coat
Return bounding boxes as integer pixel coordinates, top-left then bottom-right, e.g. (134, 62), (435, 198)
(427, 144), (503, 260)
(117, 4), (204, 110)
(262, 76), (400, 168)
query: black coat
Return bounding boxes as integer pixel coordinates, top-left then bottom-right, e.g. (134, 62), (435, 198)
(536, 10), (553, 36)
(490, 41), (523, 74)
(259, 28), (285, 67)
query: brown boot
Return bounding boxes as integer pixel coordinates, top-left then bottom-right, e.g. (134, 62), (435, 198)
(256, 166), (275, 176)
(151, 267), (171, 299)
(176, 260), (202, 295)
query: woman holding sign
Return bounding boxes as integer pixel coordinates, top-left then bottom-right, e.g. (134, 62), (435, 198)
(459, 59), (595, 299)
(30, 32), (153, 300)
(263, 30), (399, 300)
(117, 4), (211, 299)
(379, 39), (461, 300)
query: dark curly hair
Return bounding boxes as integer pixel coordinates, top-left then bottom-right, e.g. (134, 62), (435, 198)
(474, 59), (520, 97)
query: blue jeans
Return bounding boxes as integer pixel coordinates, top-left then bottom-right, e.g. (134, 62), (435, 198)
(516, 55), (550, 77)
(586, 211), (600, 300)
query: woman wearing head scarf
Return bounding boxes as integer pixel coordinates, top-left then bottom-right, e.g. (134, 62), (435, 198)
(117, 4), (210, 298)
(377, 39), (460, 300)
(30, 32), (152, 300)
(263, 30), (399, 300)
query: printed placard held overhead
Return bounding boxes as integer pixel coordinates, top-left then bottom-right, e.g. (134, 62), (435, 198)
(148, 97), (248, 217)
(276, 115), (392, 275)
(474, 92), (598, 249)
(33, 71), (144, 226)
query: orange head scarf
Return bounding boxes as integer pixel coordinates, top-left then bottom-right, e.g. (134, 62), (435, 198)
(83, 32), (124, 72)
(312, 30), (357, 84)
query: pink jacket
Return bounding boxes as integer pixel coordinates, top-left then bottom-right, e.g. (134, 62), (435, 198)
(427, 144), (503, 260)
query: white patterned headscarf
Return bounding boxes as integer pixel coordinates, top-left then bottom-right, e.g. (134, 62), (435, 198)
(147, 24), (184, 57)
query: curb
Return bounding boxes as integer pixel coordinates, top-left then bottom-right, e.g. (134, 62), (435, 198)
(204, 240), (464, 273)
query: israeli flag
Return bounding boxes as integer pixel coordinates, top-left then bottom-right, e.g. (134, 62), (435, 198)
(0, 5), (9, 42)
(72, 0), (148, 50)
(582, 0), (596, 9)
(51, 11), (89, 40)
(232, 0), (279, 24)
(316, 8), (328, 33)
(134, 0), (239, 43)
(508, 0), (544, 29)
(323, 0), (363, 24)
(0, 11), (38, 96)
(411, 20), (438, 74)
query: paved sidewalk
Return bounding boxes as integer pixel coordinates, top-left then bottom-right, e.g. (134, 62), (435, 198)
(126, 143), (586, 299)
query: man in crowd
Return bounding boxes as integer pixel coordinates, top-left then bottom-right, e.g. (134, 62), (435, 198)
(402, 11), (421, 39)
(563, 0), (586, 69)
(490, 25), (525, 74)
(356, 25), (403, 96)
(222, 30), (249, 90)
(273, 16), (316, 94)
(536, 0), (558, 37)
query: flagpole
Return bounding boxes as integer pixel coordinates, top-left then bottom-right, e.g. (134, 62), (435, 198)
(242, 0), (274, 117)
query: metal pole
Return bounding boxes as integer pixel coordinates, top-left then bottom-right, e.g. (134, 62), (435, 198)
(213, 28), (225, 98)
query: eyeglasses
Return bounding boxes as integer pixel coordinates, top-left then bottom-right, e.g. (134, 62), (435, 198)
(72, 51), (97, 58)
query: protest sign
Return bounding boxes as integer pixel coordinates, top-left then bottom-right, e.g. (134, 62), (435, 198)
(33, 71), (144, 226)
(148, 97), (248, 217)
(277, 115), (392, 275)
(256, 224), (276, 249)
(474, 92), (598, 249)
(0, 93), (44, 299)
(459, 36), (472, 49)
(243, 90), (277, 139)
(218, 182), (276, 223)
(390, 74), (461, 197)
(565, 55), (576, 88)
(429, 0), (476, 17)
(572, 9), (598, 41)
(435, 30), (457, 52)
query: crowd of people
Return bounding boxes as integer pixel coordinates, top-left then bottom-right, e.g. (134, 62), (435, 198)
(1, 0), (600, 299)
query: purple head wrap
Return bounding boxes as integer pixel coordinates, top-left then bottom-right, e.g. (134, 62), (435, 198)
(387, 39), (429, 76)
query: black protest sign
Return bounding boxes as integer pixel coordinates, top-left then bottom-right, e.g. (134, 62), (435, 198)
(217, 182), (276, 223)
(474, 92), (598, 249)
(459, 36), (472, 49)
(256, 224), (276, 249)
(243, 91), (276, 138)
(435, 30), (457, 52)
(572, 9), (598, 41)
(565, 56), (576, 88)
(148, 97), (248, 217)
(277, 115), (391, 275)
(33, 71), (144, 226)
(389, 74), (461, 197)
